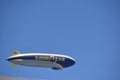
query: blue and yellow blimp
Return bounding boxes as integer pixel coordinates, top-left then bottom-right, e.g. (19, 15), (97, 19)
(6, 51), (75, 70)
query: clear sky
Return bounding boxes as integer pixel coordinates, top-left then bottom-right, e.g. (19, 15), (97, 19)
(0, 0), (120, 80)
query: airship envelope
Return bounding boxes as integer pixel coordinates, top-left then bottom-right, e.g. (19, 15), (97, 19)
(6, 50), (76, 70)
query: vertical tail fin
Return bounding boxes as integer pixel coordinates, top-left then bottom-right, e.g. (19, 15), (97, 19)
(12, 50), (21, 56)
(11, 50), (21, 66)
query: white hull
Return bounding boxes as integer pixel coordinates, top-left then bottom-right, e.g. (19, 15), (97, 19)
(10, 60), (59, 68)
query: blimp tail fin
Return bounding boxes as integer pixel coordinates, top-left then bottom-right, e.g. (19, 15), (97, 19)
(12, 63), (18, 66)
(12, 50), (21, 56)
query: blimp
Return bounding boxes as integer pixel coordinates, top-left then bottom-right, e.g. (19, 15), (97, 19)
(6, 50), (76, 70)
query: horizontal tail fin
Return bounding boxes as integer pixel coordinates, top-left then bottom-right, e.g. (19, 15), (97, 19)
(12, 50), (21, 56)
(12, 63), (18, 66)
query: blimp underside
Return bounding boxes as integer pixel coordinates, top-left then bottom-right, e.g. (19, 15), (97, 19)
(10, 59), (61, 69)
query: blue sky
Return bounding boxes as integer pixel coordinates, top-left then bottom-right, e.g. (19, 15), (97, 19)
(0, 0), (120, 80)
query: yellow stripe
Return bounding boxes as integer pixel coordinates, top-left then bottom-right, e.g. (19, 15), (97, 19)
(14, 59), (23, 62)
(53, 62), (63, 70)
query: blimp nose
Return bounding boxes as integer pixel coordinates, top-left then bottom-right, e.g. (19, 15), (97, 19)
(59, 58), (76, 68)
(71, 59), (76, 65)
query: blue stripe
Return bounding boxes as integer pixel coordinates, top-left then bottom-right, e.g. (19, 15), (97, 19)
(7, 56), (35, 60)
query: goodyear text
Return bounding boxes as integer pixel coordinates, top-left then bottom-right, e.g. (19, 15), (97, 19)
(35, 56), (65, 62)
